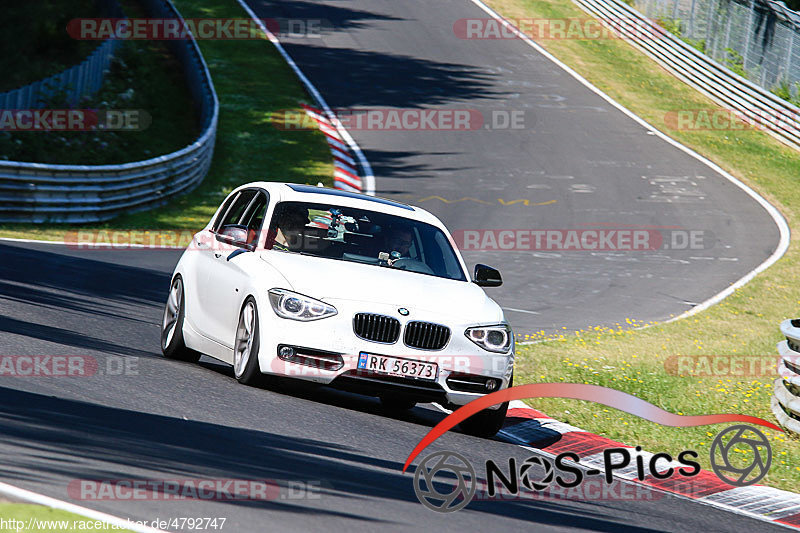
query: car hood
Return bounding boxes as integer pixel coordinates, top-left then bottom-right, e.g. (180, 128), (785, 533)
(260, 251), (504, 322)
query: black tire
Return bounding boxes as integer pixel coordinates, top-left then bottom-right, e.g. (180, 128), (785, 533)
(459, 373), (513, 438)
(161, 276), (201, 363)
(458, 401), (508, 438)
(380, 394), (417, 412)
(233, 297), (262, 386)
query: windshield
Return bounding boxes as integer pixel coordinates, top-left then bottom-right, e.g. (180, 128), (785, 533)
(265, 201), (467, 282)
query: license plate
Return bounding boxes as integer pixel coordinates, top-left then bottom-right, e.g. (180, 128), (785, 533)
(357, 352), (438, 381)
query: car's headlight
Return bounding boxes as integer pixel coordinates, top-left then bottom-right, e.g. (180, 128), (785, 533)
(465, 324), (512, 353)
(268, 289), (337, 321)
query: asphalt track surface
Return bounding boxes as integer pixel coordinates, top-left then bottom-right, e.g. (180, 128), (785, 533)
(0, 241), (788, 531)
(250, 0), (781, 335)
(0, 0), (788, 531)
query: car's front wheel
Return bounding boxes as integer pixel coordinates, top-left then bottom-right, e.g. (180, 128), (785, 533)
(233, 297), (262, 385)
(459, 401), (508, 438)
(380, 394), (416, 412)
(161, 276), (200, 362)
(459, 373), (513, 438)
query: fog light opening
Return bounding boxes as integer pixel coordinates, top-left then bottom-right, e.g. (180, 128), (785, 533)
(279, 346), (295, 360)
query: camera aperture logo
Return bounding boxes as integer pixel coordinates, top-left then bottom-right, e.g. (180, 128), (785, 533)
(710, 425), (772, 486)
(413, 451), (476, 513)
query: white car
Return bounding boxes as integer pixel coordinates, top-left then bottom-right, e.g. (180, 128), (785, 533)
(161, 182), (514, 436)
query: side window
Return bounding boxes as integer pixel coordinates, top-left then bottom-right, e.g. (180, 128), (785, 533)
(215, 189), (257, 232)
(212, 192), (239, 232)
(241, 192), (269, 245)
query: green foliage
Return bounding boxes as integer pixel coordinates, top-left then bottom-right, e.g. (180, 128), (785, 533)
(655, 15), (683, 37)
(723, 47), (748, 78)
(773, 80), (800, 107)
(683, 37), (706, 53)
(0, 39), (198, 165)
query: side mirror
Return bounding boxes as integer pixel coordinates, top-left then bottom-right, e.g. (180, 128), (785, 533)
(473, 264), (502, 287)
(216, 225), (253, 250)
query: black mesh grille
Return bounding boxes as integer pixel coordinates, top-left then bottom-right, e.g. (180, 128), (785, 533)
(785, 356), (800, 376)
(353, 313), (400, 344)
(779, 399), (800, 422)
(404, 321), (451, 350)
(788, 339), (800, 353)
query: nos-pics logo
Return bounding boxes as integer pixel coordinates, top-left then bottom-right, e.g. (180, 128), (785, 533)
(412, 425), (772, 513)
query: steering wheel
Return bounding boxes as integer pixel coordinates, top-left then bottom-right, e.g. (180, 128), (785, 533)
(392, 258), (435, 275)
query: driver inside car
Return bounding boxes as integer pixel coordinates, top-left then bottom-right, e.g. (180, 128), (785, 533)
(273, 205), (309, 251)
(388, 228), (414, 258)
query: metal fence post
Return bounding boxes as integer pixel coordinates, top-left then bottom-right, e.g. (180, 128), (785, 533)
(743, 0), (755, 71)
(786, 31), (795, 88)
(723, 1), (733, 61)
(708, 0), (720, 59)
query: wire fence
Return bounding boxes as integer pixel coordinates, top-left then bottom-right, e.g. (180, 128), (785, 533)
(634, 0), (800, 92)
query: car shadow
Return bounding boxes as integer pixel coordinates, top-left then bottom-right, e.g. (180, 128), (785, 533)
(0, 242), (174, 357)
(0, 385), (664, 531)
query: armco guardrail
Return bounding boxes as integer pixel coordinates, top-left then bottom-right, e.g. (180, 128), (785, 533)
(573, 0), (800, 152)
(0, 0), (218, 223)
(773, 319), (800, 435)
(634, 0), (800, 90)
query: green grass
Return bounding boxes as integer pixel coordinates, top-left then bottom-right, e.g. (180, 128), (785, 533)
(105, 0), (334, 230)
(0, 503), (134, 532)
(0, 36), (198, 165)
(0, 0), (333, 238)
(487, 0), (800, 491)
(0, 0), (198, 166)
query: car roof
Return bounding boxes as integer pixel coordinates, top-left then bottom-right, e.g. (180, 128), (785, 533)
(285, 183), (414, 211)
(239, 182), (442, 225)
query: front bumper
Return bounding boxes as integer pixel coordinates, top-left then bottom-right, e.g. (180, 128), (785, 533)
(257, 299), (514, 408)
